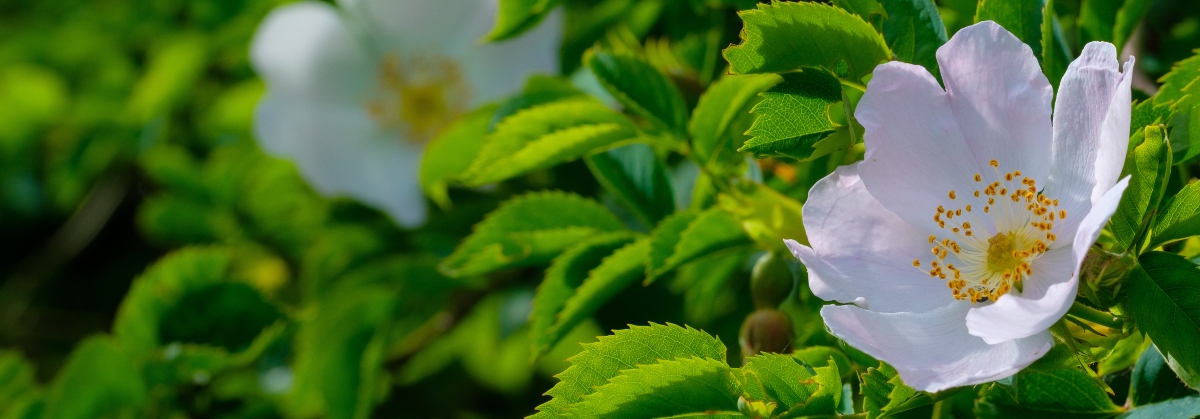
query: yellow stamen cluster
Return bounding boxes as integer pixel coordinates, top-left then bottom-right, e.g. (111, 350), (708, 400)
(367, 54), (471, 144)
(913, 160), (1066, 303)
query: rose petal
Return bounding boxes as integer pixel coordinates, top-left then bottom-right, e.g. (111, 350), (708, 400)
(822, 302), (1053, 392)
(965, 177), (1129, 343)
(936, 20), (1054, 184)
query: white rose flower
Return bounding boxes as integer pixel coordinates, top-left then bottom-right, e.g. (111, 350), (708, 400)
(785, 21), (1133, 392)
(250, 0), (561, 227)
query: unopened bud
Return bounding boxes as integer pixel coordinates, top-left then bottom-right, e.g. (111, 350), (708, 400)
(751, 252), (795, 308)
(739, 309), (795, 359)
(1078, 246), (1136, 308)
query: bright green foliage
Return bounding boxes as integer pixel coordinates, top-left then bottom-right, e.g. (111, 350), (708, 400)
(1131, 345), (1195, 406)
(113, 247), (280, 357)
(549, 238), (652, 352)
(1128, 253), (1200, 391)
(530, 232), (639, 357)
(1130, 100), (1175, 137)
(1111, 126), (1171, 253)
(736, 353), (841, 417)
(420, 104), (500, 209)
(585, 144), (676, 228)
(459, 99), (639, 185)
(487, 0), (561, 41)
(689, 74), (781, 166)
(586, 50), (689, 135)
(567, 357), (742, 417)
(671, 250), (748, 326)
(42, 337), (147, 419)
(532, 323), (727, 418)
(1119, 396), (1200, 418)
(1113, 0), (1153, 53)
(1041, 0), (1071, 90)
(124, 34), (208, 124)
(860, 363), (934, 419)
(647, 208), (752, 280)
(882, 0), (948, 80)
(832, 0), (886, 27)
(287, 282), (393, 419)
(724, 1), (890, 82)
(719, 181), (808, 252)
(0, 351), (38, 419)
(440, 191), (625, 277)
(740, 69), (847, 161)
(978, 368), (1122, 417)
(975, 0), (1042, 57)
(1150, 179), (1200, 249)
(1154, 52), (1200, 106)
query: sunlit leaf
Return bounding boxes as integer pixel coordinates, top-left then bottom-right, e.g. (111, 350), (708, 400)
(567, 357), (741, 417)
(1128, 253), (1200, 391)
(586, 50), (688, 135)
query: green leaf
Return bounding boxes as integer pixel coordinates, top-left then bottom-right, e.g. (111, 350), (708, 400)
(287, 283), (393, 419)
(530, 231), (639, 357)
(1128, 252), (1200, 391)
(548, 238), (651, 352)
(0, 350), (38, 419)
(532, 323), (727, 418)
(1118, 396), (1200, 419)
(566, 357), (741, 418)
(491, 75), (588, 130)
(724, 1), (890, 82)
(1041, 0), (1072, 90)
(124, 34), (208, 123)
(739, 69), (847, 161)
(586, 50), (688, 135)
(420, 104), (500, 209)
(1154, 51), (1200, 106)
(975, 0), (1042, 58)
(860, 363), (931, 419)
(1097, 331), (1148, 376)
(882, 0), (948, 80)
(736, 353), (841, 417)
(718, 181), (808, 253)
(113, 247), (281, 357)
(585, 144), (675, 228)
(1150, 179), (1200, 250)
(1131, 344), (1195, 406)
(1130, 99), (1175, 137)
(486, 0), (561, 41)
(1111, 125), (1171, 253)
(689, 74), (781, 166)
(647, 208), (752, 280)
(42, 337), (146, 419)
(1078, 0), (1119, 46)
(832, 0), (886, 26)
(978, 368), (1122, 418)
(439, 191), (625, 277)
(671, 250), (748, 326)
(1113, 0), (1153, 53)
(458, 99), (639, 186)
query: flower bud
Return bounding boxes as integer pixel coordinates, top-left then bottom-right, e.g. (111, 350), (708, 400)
(1078, 246), (1136, 308)
(751, 252), (795, 308)
(739, 308), (795, 359)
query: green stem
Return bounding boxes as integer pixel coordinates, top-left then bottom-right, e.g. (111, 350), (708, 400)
(930, 399), (950, 419)
(1067, 301), (1122, 329)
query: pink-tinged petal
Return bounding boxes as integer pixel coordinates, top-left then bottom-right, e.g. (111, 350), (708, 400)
(936, 21), (1054, 183)
(822, 303), (1053, 392)
(255, 95), (428, 228)
(788, 163), (955, 313)
(1045, 42), (1133, 242)
(856, 61), (985, 234)
(339, 0), (482, 54)
(250, 2), (373, 103)
(966, 177), (1129, 343)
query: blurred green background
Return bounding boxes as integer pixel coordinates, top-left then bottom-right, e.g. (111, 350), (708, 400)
(2, 0), (1200, 417)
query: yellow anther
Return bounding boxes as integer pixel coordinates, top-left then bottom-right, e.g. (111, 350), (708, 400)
(990, 159), (999, 167)
(974, 191), (981, 197)
(974, 174), (982, 182)
(929, 235), (936, 243)
(949, 190), (957, 199)
(913, 259), (921, 267)
(966, 205), (972, 212)
(1006, 173), (1014, 181)
(1059, 210), (1067, 219)
(984, 206), (990, 213)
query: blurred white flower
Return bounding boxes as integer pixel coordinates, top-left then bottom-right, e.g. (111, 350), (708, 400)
(786, 21), (1133, 392)
(250, 0), (561, 227)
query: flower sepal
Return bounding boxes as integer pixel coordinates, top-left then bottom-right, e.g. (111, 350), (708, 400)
(1078, 246), (1137, 308)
